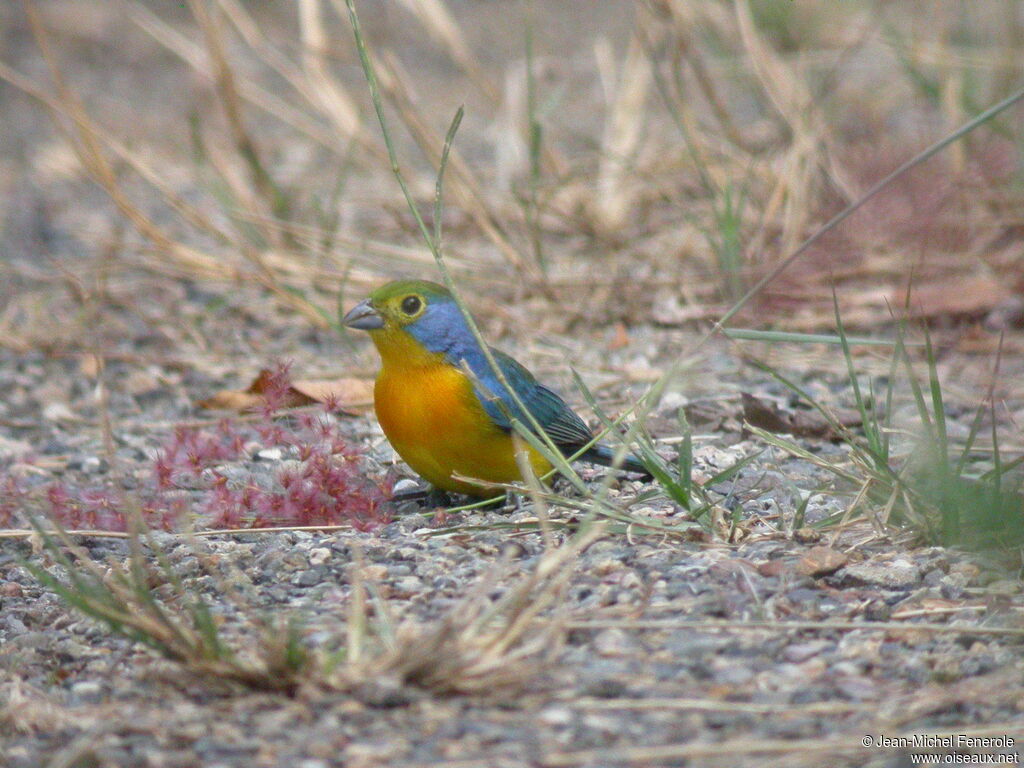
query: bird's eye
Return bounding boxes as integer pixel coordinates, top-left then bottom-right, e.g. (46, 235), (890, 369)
(401, 295), (422, 315)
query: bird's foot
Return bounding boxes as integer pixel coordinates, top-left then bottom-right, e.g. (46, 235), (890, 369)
(390, 484), (431, 503)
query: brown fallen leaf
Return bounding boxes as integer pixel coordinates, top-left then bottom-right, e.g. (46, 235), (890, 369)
(742, 392), (862, 440)
(894, 274), (1010, 320)
(198, 368), (374, 413)
(290, 378), (374, 409)
(797, 546), (848, 577)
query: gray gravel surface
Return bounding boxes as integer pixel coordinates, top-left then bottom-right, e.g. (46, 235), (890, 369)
(2, 2), (1023, 765)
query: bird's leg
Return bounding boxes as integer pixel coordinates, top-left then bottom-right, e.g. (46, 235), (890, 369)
(390, 484), (431, 503)
(424, 487), (455, 508)
(389, 484), (458, 508)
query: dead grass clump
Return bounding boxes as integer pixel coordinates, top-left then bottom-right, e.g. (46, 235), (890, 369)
(22, 520), (602, 699)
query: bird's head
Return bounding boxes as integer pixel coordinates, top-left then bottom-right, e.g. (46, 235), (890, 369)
(342, 280), (469, 362)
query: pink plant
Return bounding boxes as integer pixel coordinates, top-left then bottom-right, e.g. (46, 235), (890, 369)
(2, 362), (391, 532)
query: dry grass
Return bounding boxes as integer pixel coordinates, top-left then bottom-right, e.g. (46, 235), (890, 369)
(22, 514), (603, 697)
(3, 0), (1024, 721)
(1, 0), (1018, 337)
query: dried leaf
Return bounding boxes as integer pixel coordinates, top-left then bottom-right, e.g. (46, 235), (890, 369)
(291, 378), (374, 409)
(896, 274), (1010, 320)
(742, 393), (861, 440)
(198, 369), (374, 413)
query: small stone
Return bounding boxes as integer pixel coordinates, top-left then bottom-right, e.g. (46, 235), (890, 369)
(79, 456), (105, 474)
(793, 527), (822, 544)
(42, 402), (75, 421)
(362, 564), (388, 580)
(10, 632), (49, 649)
(354, 678), (414, 708)
(2, 582), (24, 597)
(344, 741), (403, 767)
(863, 599), (892, 621)
(839, 559), (922, 590)
(593, 628), (638, 657)
(0, 436), (32, 461)
(539, 706), (574, 726)
(593, 557), (624, 576)
(834, 676), (879, 701)
(255, 447), (283, 461)
(294, 569), (323, 587)
(940, 574), (967, 599)
(797, 546), (847, 577)
(713, 664), (754, 686)
(949, 562), (980, 582)
(783, 641), (830, 663)
(308, 547), (331, 566)
(757, 559), (791, 578)
(581, 678), (629, 698)
(392, 478), (420, 494)
(69, 680), (103, 700)
(393, 576), (422, 593)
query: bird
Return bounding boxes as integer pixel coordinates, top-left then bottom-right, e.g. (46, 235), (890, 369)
(342, 279), (651, 499)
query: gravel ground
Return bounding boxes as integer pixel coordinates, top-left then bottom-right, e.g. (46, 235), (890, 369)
(2, 2), (1023, 766)
(2, 314), (1023, 767)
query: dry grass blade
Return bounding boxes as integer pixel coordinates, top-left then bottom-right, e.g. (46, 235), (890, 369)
(372, 49), (535, 277)
(186, 0), (286, 245)
(590, 31), (652, 237)
(566, 617), (1024, 637)
(20, 510), (603, 700)
(392, 0), (497, 103)
(357, 525), (604, 695)
(294, 0), (360, 136)
(733, 0), (827, 256)
(541, 723), (1022, 767)
(391, 0), (567, 179)
(0, 57), (240, 281)
(23, 521), (307, 692)
(126, 1), (340, 150)
(15, 1), (346, 328)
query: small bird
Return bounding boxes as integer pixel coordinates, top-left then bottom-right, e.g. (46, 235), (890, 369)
(342, 279), (650, 498)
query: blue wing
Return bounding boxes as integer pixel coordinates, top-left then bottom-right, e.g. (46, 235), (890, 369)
(473, 348), (594, 449)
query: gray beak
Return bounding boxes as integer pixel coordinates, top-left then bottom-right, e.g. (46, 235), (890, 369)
(342, 299), (385, 330)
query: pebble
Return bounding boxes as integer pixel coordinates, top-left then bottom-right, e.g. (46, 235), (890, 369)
(392, 479), (421, 494)
(593, 628), (639, 657)
(362, 564), (388, 580)
(2, 582), (24, 597)
(69, 680), (104, 701)
(783, 641), (831, 663)
(539, 706), (574, 727)
(308, 547), (332, 566)
(42, 402), (75, 421)
(0, 435), (32, 461)
(0, 269), (1020, 768)
(839, 559), (922, 590)
(294, 568), (324, 587)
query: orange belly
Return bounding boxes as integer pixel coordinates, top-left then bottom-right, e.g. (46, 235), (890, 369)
(374, 362), (551, 496)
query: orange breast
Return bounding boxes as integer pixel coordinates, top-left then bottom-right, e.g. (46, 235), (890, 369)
(374, 360), (551, 496)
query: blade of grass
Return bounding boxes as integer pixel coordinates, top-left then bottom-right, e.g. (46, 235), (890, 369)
(341, 0), (584, 493)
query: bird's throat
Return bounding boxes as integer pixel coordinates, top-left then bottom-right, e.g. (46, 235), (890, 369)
(369, 327), (448, 372)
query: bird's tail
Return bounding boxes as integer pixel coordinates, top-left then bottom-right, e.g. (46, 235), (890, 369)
(579, 444), (653, 479)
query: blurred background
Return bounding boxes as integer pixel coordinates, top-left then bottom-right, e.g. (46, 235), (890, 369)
(2, 0), (1022, 352)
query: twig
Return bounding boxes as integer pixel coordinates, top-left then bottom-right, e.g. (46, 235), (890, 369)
(566, 618), (1024, 638)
